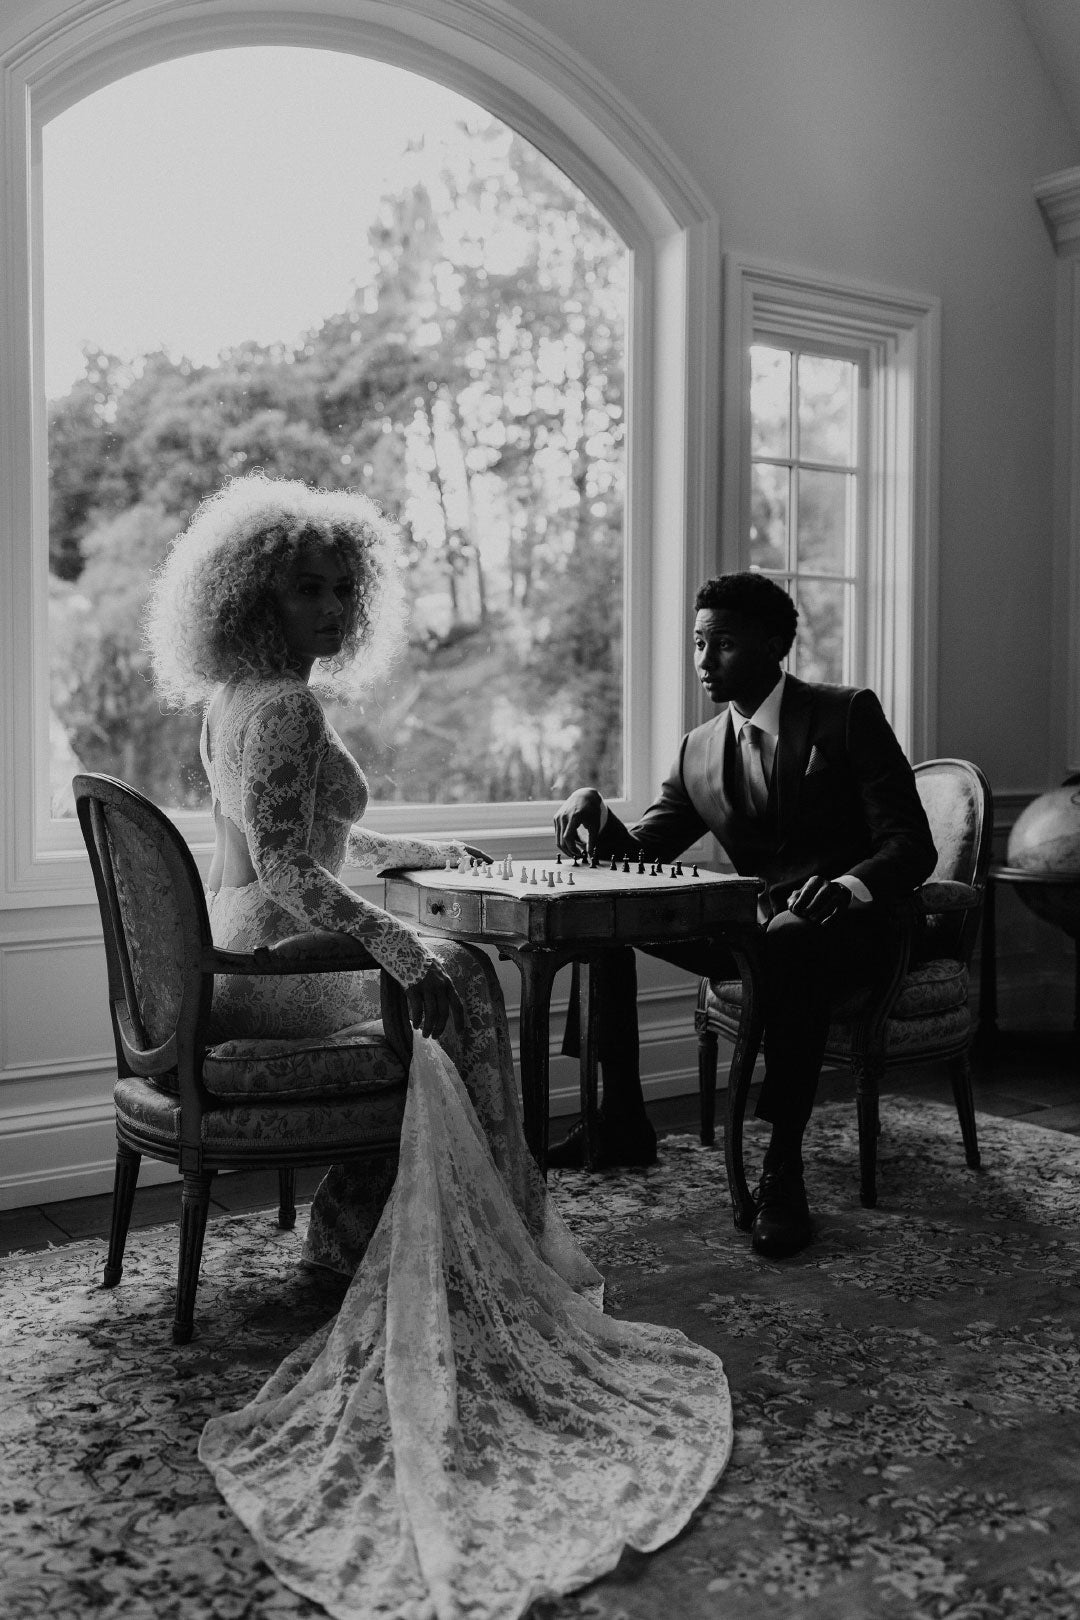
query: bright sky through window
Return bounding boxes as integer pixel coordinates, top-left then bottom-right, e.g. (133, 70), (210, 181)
(42, 49), (496, 398)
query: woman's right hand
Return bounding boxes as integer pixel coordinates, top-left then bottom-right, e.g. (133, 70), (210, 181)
(406, 960), (465, 1039)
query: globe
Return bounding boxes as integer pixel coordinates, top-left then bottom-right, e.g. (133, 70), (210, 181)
(1005, 774), (1080, 935)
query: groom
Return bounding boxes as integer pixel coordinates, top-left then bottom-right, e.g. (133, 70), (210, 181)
(551, 571), (936, 1258)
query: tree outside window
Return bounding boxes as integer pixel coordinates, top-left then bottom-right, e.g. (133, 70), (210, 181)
(44, 51), (627, 815)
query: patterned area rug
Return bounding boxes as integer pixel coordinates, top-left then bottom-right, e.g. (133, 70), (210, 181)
(2, 1098), (1079, 1620)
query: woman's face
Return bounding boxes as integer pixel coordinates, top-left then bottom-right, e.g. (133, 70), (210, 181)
(271, 541), (354, 676)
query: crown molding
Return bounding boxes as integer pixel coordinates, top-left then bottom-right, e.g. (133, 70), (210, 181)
(1035, 165), (1080, 257)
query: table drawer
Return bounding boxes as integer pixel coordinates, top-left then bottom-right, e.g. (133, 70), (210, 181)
(383, 876), (420, 921)
(615, 892), (703, 938)
(418, 888), (483, 932)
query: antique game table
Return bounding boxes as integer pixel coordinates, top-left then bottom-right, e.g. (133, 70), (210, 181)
(384, 854), (765, 1218)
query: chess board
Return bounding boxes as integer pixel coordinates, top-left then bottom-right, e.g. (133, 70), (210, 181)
(385, 855), (760, 947)
(404, 854), (740, 898)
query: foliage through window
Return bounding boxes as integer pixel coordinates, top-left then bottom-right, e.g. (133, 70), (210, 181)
(748, 341), (861, 684)
(45, 50), (627, 815)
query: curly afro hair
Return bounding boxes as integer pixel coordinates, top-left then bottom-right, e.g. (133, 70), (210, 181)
(145, 473), (406, 708)
(694, 572), (798, 656)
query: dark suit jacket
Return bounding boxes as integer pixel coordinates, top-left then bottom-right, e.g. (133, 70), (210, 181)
(600, 677), (937, 914)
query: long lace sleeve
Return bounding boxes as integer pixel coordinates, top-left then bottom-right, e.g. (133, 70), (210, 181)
(241, 689), (435, 988)
(346, 825), (469, 872)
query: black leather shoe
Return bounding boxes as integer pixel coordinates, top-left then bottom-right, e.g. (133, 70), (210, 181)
(546, 1114), (658, 1170)
(751, 1165), (813, 1258)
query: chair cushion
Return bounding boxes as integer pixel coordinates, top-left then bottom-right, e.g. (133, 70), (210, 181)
(114, 1074), (407, 1157)
(201, 1021), (406, 1101)
(704, 958), (968, 1027)
(919, 880), (979, 913)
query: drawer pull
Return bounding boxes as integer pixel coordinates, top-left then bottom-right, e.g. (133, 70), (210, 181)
(429, 899), (462, 919)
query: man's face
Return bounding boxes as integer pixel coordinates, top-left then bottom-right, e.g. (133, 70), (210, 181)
(693, 608), (785, 712)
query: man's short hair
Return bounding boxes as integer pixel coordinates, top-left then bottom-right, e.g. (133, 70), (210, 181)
(694, 572), (799, 657)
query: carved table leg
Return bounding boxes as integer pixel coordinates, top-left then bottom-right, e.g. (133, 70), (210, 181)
(578, 957), (601, 1170)
(507, 949), (562, 1177)
(976, 872), (998, 1048)
(722, 926), (765, 1232)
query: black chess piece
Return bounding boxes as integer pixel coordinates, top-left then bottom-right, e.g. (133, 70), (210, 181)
(610, 855), (618, 870)
(692, 862), (700, 877)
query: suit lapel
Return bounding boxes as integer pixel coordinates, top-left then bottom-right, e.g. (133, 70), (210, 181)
(698, 710), (736, 830)
(773, 676), (815, 839)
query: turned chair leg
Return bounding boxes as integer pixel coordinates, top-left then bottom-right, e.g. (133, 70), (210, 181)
(174, 1170), (214, 1345)
(949, 1051), (982, 1170)
(278, 1167), (297, 1230)
(104, 1142), (141, 1287)
(854, 1057), (882, 1209)
(698, 1028), (719, 1146)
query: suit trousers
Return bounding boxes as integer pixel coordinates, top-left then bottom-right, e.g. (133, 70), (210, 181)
(567, 906), (897, 1137)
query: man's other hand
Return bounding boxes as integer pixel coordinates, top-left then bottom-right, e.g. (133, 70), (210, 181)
(554, 788), (605, 858)
(787, 875), (854, 925)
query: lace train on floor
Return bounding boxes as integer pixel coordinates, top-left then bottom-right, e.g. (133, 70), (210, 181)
(199, 1037), (732, 1620)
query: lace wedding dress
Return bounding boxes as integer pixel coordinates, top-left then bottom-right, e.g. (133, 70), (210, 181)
(197, 676), (733, 1620)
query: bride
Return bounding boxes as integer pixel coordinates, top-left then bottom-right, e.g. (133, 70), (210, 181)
(145, 473), (732, 1620)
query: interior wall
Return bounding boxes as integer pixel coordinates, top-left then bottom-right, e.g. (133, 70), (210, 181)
(521, 0), (1079, 791)
(1, 0), (1077, 1209)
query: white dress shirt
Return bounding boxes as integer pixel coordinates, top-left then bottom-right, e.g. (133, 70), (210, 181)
(729, 673), (871, 907)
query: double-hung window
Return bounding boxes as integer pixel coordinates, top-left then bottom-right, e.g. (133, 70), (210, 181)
(748, 340), (863, 684)
(723, 255), (941, 758)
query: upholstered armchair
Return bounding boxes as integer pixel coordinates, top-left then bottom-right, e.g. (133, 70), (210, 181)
(695, 758), (993, 1213)
(75, 773), (413, 1344)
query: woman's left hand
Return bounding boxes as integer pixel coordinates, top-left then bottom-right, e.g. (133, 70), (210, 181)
(406, 961), (466, 1039)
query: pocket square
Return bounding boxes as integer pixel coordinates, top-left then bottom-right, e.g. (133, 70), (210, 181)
(804, 745), (829, 776)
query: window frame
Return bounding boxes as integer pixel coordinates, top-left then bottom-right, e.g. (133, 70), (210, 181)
(0, 0), (721, 906)
(722, 253), (941, 759)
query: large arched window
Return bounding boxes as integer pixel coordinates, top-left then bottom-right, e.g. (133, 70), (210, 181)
(0, 0), (719, 904)
(43, 49), (629, 818)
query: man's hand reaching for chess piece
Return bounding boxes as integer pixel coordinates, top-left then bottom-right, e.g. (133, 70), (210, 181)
(554, 788), (605, 860)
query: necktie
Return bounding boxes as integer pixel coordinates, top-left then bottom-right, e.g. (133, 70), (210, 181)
(739, 722), (769, 819)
